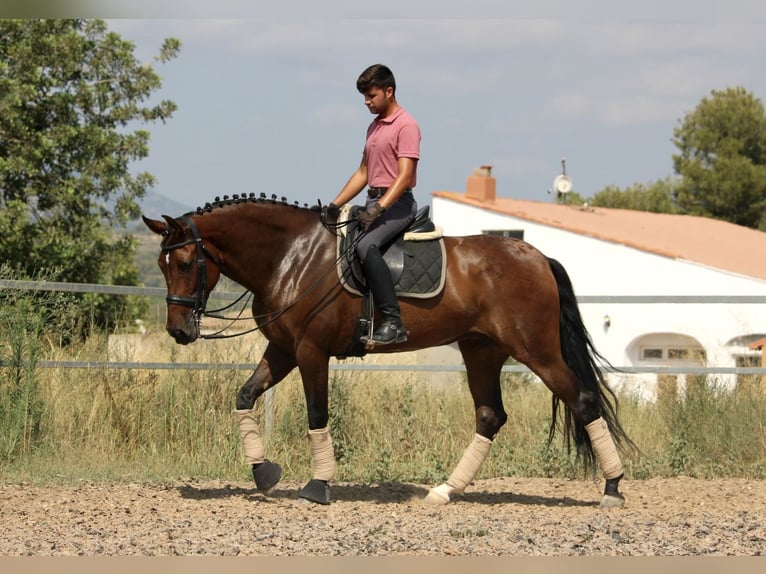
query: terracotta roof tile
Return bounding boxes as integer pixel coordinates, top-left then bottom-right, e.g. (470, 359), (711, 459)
(432, 191), (766, 281)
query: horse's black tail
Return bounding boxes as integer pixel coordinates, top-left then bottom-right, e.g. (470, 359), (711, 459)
(546, 257), (636, 473)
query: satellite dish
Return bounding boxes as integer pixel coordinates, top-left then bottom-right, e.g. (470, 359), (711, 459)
(553, 174), (572, 194)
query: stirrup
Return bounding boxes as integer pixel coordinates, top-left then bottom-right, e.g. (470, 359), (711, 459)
(362, 321), (408, 345)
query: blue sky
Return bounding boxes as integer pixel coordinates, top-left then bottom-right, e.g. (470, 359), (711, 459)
(103, 6), (766, 214)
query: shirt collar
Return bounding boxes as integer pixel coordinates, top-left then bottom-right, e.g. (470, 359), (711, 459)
(376, 106), (405, 124)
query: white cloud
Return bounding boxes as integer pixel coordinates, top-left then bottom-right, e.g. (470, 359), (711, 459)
(98, 0), (766, 20)
(551, 90), (686, 128)
(491, 155), (551, 179)
(311, 104), (364, 125)
(580, 19), (766, 55)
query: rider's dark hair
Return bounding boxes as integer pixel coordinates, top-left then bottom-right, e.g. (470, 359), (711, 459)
(356, 64), (396, 94)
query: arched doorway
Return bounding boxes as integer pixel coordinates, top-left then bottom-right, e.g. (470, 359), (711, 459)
(627, 332), (707, 400)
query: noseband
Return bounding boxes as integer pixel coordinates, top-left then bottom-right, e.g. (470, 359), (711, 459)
(161, 215), (220, 320)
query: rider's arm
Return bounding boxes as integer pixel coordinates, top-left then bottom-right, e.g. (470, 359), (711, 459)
(332, 155), (368, 207)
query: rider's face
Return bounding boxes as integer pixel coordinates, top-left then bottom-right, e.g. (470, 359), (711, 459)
(362, 86), (393, 116)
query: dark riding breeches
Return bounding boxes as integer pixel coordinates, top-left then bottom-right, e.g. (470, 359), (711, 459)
(355, 192), (417, 262)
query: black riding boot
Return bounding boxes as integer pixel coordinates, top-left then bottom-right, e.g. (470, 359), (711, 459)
(361, 245), (407, 345)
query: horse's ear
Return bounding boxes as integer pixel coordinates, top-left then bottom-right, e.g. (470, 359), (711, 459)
(142, 215), (167, 236)
(161, 215), (185, 238)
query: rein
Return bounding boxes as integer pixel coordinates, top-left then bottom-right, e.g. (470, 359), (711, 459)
(162, 209), (360, 340)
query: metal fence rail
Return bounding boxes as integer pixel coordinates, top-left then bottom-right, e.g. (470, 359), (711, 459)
(3, 278), (766, 304)
(2, 360), (756, 376)
(3, 279), (765, 376)
(0, 279), (244, 301)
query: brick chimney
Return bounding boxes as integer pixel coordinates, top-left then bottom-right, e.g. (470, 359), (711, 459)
(465, 165), (496, 202)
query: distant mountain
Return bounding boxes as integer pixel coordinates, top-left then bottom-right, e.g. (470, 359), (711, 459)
(137, 190), (193, 219)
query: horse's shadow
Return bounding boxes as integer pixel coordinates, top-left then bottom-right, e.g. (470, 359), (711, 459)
(177, 481), (596, 508)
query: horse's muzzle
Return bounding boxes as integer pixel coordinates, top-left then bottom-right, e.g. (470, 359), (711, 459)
(167, 325), (198, 345)
(166, 311), (200, 345)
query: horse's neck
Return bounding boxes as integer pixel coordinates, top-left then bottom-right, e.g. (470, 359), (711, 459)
(201, 206), (331, 297)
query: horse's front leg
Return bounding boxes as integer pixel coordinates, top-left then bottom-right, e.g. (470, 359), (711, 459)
(295, 349), (335, 505)
(234, 343), (296, 493)
(426, 340), (508, 505)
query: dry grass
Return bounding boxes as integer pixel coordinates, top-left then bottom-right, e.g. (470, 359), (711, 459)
(2, 327), (766, 485)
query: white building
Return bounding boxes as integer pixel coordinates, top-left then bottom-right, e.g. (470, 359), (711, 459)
(430, 168), (766, 400)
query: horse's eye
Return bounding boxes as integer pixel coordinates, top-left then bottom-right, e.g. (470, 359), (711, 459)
(178, 260), (194, 272)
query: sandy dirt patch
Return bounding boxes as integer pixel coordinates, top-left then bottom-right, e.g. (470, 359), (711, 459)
(1, 477), (764, 556)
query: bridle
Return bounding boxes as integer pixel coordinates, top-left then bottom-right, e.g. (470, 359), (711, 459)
(160, 215), (221, 322)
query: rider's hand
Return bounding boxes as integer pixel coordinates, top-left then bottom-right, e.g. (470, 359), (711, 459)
(321, 202), (340, 222)
(358, 202), (385, 231)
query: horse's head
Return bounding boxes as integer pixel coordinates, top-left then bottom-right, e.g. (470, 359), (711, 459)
(142, 214), (222, 345)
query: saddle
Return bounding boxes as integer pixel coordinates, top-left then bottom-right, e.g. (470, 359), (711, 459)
(336, 204), (446, 299)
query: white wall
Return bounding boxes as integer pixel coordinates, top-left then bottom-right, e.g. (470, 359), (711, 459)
(432, 197), (766, 398)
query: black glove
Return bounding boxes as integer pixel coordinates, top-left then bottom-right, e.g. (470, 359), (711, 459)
(321, 202), (340, 222)
(358, 202), (385, 231)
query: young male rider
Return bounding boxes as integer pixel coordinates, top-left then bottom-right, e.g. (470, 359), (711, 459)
(324, 64), (421, 345)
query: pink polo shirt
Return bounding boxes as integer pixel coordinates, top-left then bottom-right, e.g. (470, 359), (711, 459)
(364, 107), (421, 189)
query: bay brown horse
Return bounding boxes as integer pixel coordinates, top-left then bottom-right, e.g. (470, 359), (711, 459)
(143, 194), (634, 507)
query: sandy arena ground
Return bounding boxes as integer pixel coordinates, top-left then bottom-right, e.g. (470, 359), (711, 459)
(1, 476), (765, 556)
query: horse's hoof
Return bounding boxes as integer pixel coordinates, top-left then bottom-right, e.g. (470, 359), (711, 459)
(297, 479), (331, 505)
(252, 460), (282, 492)
(424, 483), (453, 505)
(600, 493), (625, 508)
(424, 491), (449, 505)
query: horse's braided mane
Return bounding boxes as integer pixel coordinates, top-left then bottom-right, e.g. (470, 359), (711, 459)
(190, 192), (320, 217)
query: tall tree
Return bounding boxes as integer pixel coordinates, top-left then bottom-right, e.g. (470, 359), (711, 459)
(0, 19), (180, 330)
(589, 178), (681, 213)
(672, 86), (766, 230)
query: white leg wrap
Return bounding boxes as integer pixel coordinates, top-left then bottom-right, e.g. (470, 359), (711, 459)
(585, 417), (624, 479)
(234, 409), (265, 465)
(308, 427), (336, 482)
(424, 483), (455, 505)
(425, 434), (492, 505)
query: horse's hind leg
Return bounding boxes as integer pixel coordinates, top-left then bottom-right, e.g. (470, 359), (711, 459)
(531, 356), (626, 507)
(586, 418), (625, 507)
(234, 343), (297, 492)
(426, 338), (508, 505)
